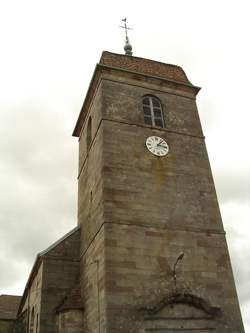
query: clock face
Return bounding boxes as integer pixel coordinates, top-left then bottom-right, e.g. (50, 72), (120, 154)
(146, 136), (169, 157)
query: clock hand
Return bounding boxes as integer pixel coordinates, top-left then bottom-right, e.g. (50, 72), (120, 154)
(157, 141), (167, 147)
(157, 139), (165, 146)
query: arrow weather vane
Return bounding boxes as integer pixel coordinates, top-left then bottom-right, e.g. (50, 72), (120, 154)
(120, 18), (133, 56)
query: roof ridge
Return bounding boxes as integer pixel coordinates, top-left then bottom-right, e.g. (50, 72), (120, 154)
(0, 294), (22, 297)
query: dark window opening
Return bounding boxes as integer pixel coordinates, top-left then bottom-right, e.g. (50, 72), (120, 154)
(30, 308), (35, 333)
(142, 96), (164, 128)
(87, 117), (92, 152)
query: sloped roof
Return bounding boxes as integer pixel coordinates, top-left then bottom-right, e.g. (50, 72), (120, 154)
(100, 51), (192, 85)
(39, 225), (80, 256)
(18, 226), (80, 315)
(0, 295), (22, 320)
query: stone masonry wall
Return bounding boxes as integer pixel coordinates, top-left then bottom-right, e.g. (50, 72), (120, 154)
(78, 81), (105, 255)
(77, 53), (244, 332)
(80, 225), (106, 333)
(99, 74), (244, 331)
(78, 82), (103, 172)
(104, 223), (243, 332)
(18, 262), (43, 333)
(57, 309), (83, 333)
(101, 77), (202, 137)
(101, 77), (223, 232)
(0, 320), (15, 333)
(40, 229), (80, 333)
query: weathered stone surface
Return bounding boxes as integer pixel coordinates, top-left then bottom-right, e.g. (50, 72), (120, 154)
(79, 225), (106, 333)
(57, 309), (83, 333)
(77, 52), (244, 332)
(103, 223), (243, 331)
(0, 320), (15, 333)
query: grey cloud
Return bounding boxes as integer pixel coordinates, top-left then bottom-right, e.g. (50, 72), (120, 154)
(0, 255), (28, 292)
(241, 302), (250, 332)
(0, 104), (78, 181)
(224, 215), (250, 310)
(0, 104), (78, 289)
(213, 168), (250, 204)
(231, 250), (250, 305)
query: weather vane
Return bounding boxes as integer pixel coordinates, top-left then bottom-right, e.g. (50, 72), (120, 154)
(120, 18), (133, 56)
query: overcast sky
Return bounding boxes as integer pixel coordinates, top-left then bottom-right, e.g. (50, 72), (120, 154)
(0, 0), (249, 330)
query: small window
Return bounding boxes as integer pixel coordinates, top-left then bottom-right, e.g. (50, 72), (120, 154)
(35, 313), (39, 333)
(142, 96), (164, 128)
(87, 117), (92, 152)
(30, 308), (35, 333)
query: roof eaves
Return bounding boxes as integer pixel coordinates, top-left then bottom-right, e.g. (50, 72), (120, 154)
(72, 64), (99, 137)
(17, 225), (80, 315)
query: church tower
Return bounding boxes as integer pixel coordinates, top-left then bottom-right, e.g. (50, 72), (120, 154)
(73, 51), (244, 332)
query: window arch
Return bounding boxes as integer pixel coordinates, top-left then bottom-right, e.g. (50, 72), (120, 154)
(87, 117), (92, 152)
(142, 95), (164, 128)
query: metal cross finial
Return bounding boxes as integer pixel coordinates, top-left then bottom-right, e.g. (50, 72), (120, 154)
(120, 18), (133, 56)
(120, 18), (131, 42)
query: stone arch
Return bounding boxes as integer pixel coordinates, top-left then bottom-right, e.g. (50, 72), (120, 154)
(142, 292), (222, 318)
(140, 292), (222, 332)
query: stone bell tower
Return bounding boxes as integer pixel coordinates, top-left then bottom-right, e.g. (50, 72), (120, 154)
(73, 51), (244, 332)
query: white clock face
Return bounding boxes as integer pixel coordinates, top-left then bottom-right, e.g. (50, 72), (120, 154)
(146, 136), (169, 157)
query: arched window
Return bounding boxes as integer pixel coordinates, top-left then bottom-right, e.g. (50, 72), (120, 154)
(30, 307), (35, 333)
(35, 313), (39, 333)
(87, 117), (92, 152)
(142, 96), (164, 128)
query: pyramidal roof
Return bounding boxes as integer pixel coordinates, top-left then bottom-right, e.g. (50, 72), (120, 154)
(100, 51), (192, 85)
